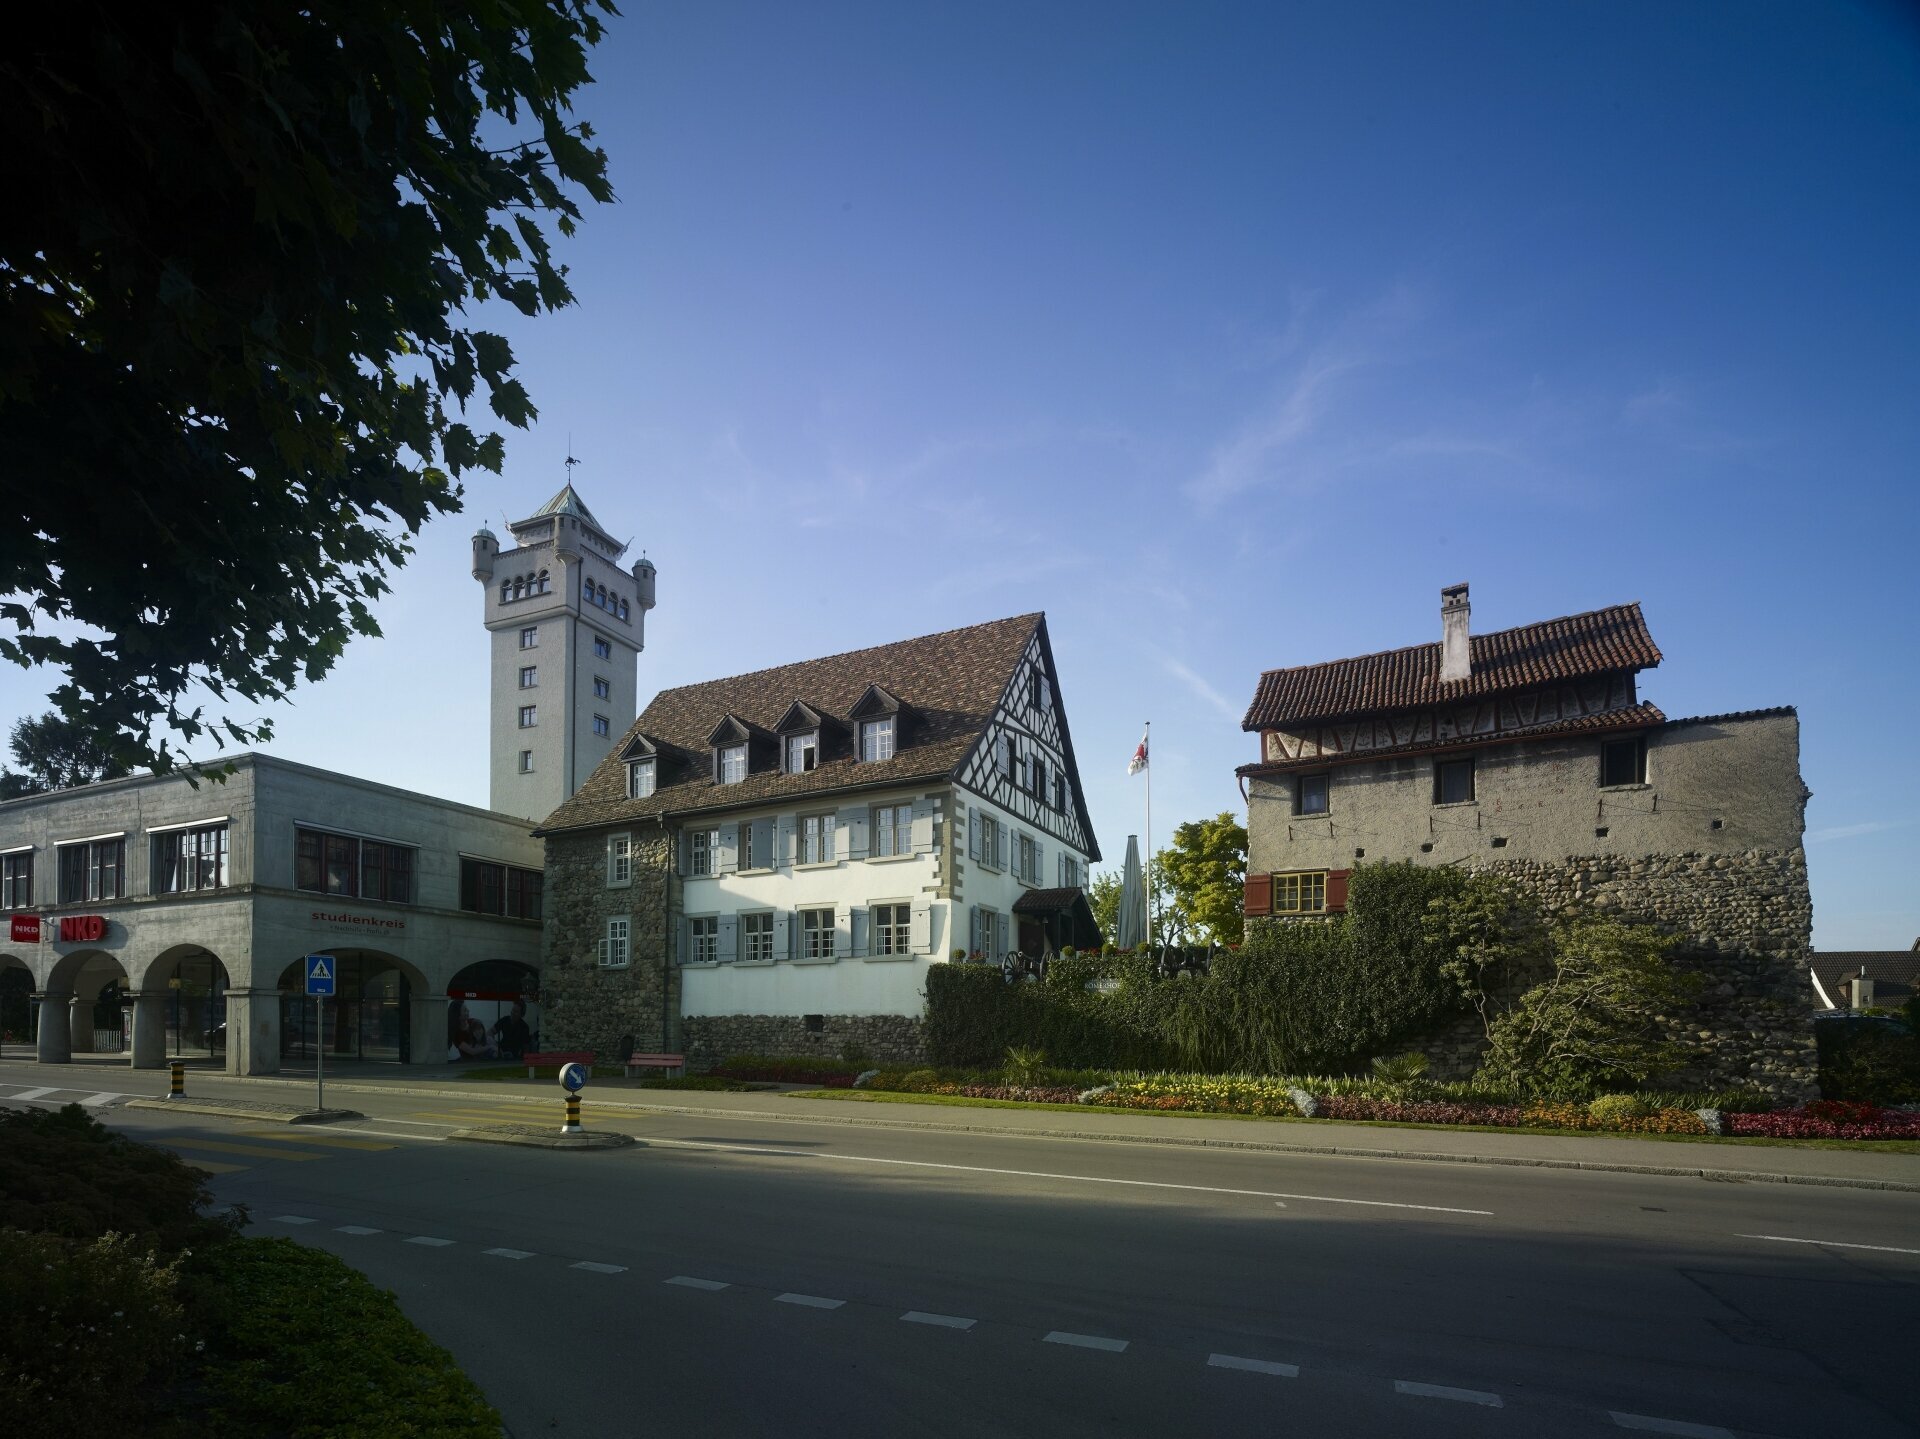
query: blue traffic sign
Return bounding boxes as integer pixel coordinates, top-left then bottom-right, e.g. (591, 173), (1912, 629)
(559, 1061), (589, 1093)
(304, 955), (336, 998)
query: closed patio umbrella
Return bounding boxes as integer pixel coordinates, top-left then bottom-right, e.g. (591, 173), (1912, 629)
(1115, 834), (1146, 951)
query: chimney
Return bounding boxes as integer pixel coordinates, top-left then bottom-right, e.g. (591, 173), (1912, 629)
(1440, 583), (1471, 683)
(1849, 968), (1876, 1010)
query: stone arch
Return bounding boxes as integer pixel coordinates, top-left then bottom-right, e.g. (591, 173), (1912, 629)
(35, 948), (129, 1063)
(275, 947), (428, 1065)
(0, 952), (33, 1051)
(135, 945), (234, 1061)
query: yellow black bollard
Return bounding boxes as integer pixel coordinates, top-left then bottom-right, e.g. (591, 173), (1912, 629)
(561, 1092), (583, 1134)
(169, 1060), (185, 1098)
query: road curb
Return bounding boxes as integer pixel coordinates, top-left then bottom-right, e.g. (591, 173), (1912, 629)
(125, 1097), (364, 1124)
(191, 1077), (1920, 1194)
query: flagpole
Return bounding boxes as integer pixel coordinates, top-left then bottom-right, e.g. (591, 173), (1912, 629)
(1143, 721), (1152, 945)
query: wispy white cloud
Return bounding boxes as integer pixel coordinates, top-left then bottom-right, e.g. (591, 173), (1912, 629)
(1807, 819), (1915, 845)
(1148, 646), (1240, 721)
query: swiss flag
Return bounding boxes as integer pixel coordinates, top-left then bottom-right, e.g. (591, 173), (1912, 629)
(1127, 730), (1148, 776)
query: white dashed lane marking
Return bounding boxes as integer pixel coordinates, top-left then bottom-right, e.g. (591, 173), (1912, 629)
(775, 1292), (846, 1309)
(1610, 1415), (1735, 1438)
(1738, 1233), (1920, 1257)
(571, 1261), (626, 1274)
(269, 1214), (316, 1225)
(1208, 1354), (1298, 1377)
(666, 1276), (730, 1291)
(1044, 1331), (1128, 1353)
(335, 1226), (382, 1235)
(406, 1236), (456, 1247)
(10, 1087), (57, 1101)
(901, 1311), (976, 1329)
(1395, 1380), (1504, 1407)
(80, 1092), (119, 1106)
(485, 1248), (536, 1260)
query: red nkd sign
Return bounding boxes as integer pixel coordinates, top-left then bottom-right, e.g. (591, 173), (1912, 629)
(9, 914), (40, 943)
(58, 915), (107, 943)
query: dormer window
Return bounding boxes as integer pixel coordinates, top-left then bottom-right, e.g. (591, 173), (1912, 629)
(719, 744), (747, 784)
(628, 759), (656, 798)
(861, 716), (895, 763)
(786, 731), (819, 773)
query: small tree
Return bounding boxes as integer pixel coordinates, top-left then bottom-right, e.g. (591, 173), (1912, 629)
(1478, 920), (1702, 1096)
(0, 712), (136, 797)
(1156, 813), (1248, 945)
(1422, 871), (1545, 1037)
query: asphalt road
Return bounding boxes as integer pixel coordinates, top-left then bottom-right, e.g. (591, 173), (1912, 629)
(8, 1073), (1917, 1439)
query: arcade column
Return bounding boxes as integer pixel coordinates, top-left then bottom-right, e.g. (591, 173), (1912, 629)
(409, 993), (445, 1067)
(222, 988), (283, 1075)
(32, 990), (72, 1063)
(129, 990), (170, 1069)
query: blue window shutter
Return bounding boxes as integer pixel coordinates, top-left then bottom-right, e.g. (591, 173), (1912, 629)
(839, 804), (867, 860)
(717, 913), (737, 962)
(909, 797), (933, 853)
(995, 911), (1010, 956)
(772, 911), (790, 962)
(776, 815), (795, 868)
(717, 824), (738, 874)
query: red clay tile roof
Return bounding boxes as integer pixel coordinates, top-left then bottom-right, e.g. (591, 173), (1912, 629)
(1234, 701), (1667, 778)
(1241, 603), (1662, 732)
(538, 614), (1044, 834)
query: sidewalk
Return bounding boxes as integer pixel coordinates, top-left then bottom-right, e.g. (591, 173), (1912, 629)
(13, 1053), (1916, 1192)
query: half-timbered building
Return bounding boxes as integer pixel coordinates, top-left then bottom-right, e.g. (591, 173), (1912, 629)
(532, 613), (1100, 1064)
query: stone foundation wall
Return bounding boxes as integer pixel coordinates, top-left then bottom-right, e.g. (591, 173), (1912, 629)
(1414, 849), (1816, 1098)
(682, 1013), (927, 1070)
(540, 825), (678, 1059)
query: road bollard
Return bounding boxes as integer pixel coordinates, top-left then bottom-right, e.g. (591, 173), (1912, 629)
(561, 1092), (582, 1135)
(169, 1060), (185, 1098)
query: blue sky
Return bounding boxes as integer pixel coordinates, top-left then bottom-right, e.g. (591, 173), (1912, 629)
(7, 1), (1917, 946)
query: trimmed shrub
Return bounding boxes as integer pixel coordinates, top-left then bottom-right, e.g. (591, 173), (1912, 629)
(1817, 1020), (1920, 1105)
(713, 1055), (859, 1084)
(1588, 1093), (1652, 1125)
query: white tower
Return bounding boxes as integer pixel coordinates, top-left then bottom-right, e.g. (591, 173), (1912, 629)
(472, 482), (657, 821)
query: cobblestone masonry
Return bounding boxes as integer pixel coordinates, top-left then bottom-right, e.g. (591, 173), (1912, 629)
(682, 1013), (927, 1069)
(540, 825), (679, 1058)
(1414, 849), (1816, 1098)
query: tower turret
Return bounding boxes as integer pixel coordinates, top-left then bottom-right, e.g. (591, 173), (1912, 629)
(632, 553), (657, 613)
(470, 525), (499, 583)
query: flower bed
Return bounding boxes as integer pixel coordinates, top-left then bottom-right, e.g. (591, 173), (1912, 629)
(1725, 1102), (1920, 1140)
(1086, 1074), (1300, 1117)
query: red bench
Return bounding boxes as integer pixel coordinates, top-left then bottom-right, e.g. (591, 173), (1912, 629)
(522, 1050), (594, 1079)
(623, 1052), (686, 1079)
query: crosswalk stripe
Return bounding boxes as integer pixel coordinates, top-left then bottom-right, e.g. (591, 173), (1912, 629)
(80, 1092), (122, 1106)
(162, 1139), (327, 1162)
(10, 1087), (57, 1101)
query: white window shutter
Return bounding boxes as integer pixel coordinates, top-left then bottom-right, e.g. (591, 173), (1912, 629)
(839, 804), (867, 860)
(910, 901), (931, 955)
(773, 911), (790, 961)
(717, 913), (737, 962)
(1034, 840), (1043, 885)
(996, 734), (1010, 777)
(834, 904), (851, 958)
(967, 808), (981, 861)
(851, 907), (869, 958)
(910, 797), (933, 853)
(717, 824), (738, 874)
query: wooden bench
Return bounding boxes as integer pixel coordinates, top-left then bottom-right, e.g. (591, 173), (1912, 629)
(522, 1050), (594, 1079)
(623, 1052), (686, 1079)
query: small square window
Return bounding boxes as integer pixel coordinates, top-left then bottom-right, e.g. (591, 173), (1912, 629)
(592, 635), (612, 661)
(1294, 773), (1329, 816)
(518, 665), (537, 688)
(519, 626), (538, 649)
(1600, 738), (1645, 788)
(786, 731), (818, 773)
(593, 714), (610, 738)
(1434, 757), (1474, 805)
(718, 744), (746, 785)
(593, 675), (610, 700)
(628, 760), (655, 799)
(518, 705), (537, 729)
(862, 717), (895, 763)
(518, 750), (533, 773)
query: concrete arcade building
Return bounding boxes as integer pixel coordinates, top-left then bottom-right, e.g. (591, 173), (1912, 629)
(0, 483), (654, 1074)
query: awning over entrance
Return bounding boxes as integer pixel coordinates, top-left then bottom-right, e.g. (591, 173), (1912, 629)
(1011, 887), (1103, 951)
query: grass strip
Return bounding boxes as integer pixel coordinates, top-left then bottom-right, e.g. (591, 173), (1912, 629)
(456, 1066), (769, 1090)
(785, 1087), (1920, 1152)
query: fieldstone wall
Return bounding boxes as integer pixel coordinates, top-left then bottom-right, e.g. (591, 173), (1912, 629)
(1415, 848), (1816, 1098)
(540, 824), (678, 1059)
(682, 1013), (926, 1069)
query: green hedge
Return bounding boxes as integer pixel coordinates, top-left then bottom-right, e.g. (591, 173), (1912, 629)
(926, 862), (1473, 1072)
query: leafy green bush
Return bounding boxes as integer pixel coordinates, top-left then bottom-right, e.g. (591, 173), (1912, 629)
(714, 1053), (860, 1078)
(0, 1102), (244, 1250)
(194, 1238), (500, 1438)
(1817, 1019), (1920, 1104)
(0, 1230), (187, 1439)
(1587, 1093), (1652, 1124)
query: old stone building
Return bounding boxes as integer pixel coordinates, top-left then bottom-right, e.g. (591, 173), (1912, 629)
(533, 614), (1100, 1065)
(1237, 584), (1816, 1095)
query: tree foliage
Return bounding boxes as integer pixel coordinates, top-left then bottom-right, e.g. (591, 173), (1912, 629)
(1156, 812), (1248, 945)
(1477, 920), (1702, 1095)
(0, 711), (135, 797)
(1, 3), (616, 774)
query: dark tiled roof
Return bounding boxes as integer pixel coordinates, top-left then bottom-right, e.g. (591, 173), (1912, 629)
(1012, 887), (1087, 915)
(1663, 706), (1796, 729)
(1235, 702), (1667, 778)
(1810, 952), (1920, 1009)
(1241, 603), (1662, 731)
(538, 614), (1043, 834)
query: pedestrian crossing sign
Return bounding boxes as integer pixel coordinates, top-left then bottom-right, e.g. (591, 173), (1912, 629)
(305, 955), (336, 997)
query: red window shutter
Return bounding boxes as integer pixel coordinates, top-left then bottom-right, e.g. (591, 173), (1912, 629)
(1325, 869), (1352, 913)
(1243, 873), (1272, 917)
